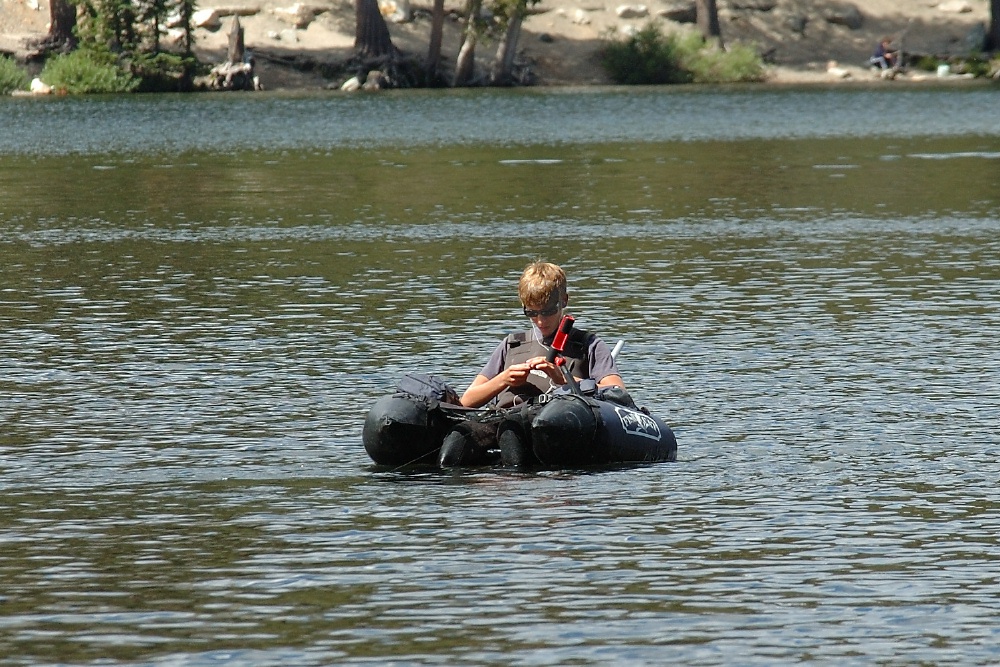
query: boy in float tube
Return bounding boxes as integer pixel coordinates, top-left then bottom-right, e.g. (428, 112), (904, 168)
(460, 261), (625, 408)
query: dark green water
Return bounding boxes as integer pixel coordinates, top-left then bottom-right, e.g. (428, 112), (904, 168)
(1, 87), (999, 665)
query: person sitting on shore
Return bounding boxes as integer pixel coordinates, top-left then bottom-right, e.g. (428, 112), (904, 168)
(869, 37), (898, 71)
(459, 261), (624, 408)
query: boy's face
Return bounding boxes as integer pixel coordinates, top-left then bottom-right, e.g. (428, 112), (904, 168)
(522, 293), (564, 337)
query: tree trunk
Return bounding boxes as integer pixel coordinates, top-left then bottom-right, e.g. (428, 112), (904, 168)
(47, 0), (77, 51)
(227, 15), (245, 65)
(695, 0), (721, 47)
(453, 0), (482, 86)
(175, 0), (196, 56)
(355, 0), (397, 58)
(988, 0), (1000, 51)
(425, 0), (446, 82)
(489, 11), (523, 85)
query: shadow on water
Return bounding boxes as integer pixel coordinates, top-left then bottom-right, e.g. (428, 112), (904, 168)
(369, 461), (671, 483)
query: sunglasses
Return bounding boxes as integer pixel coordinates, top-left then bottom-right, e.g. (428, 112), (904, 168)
(523, 304), (561, 318)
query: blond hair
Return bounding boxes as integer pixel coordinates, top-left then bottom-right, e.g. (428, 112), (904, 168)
(518, 261), (567, 308)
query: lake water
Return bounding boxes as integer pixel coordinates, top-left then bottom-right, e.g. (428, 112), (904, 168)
(1, 85), (1000, 665)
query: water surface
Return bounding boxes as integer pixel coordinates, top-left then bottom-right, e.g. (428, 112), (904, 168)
(1, 86), (1000, 665)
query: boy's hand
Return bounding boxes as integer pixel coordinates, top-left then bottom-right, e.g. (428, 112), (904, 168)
(500, 362), (533, 388)
(527, 356), (566, 384)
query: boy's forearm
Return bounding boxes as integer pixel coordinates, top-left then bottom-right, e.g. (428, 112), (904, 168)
(460, 376), (502, 407)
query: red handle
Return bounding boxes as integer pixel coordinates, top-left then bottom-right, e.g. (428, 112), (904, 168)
(546, 315), (575, 363)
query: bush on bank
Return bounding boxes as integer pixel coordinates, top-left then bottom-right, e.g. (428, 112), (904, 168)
(678, 32), (766, 84)
(28, 0), (199, 93)
(600, 23), (691, 85)
(910, 53), (999, 78)
(39, 49), (140, 94)
(0, 55), (30, 94)
(601, 23), (765, 85)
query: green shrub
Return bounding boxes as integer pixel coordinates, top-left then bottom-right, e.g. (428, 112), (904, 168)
(601, 22), (764, 85)
(677, 33), (765, 83)
(954, 55), (993, 78)
(130, 51), (201, 92)
(68, 0), (199, 91)
(0, 55), (30, 94)
(39, 49), (139, 94)
(600, 23), (691, 85)
(911, 55), (940, 72)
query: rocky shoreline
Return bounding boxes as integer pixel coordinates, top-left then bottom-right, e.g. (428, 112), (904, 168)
(1, 0), (994, 90)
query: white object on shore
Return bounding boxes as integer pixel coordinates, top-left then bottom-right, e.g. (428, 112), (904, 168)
(826, 60), (851, 79)
(936, 0), (972, 13)
(616, 4), (648, 18)
(30, 78), (52, 95)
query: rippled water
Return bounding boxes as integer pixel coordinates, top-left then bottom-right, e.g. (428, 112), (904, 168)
(2, 85), (1000, 154)
(2, 87), (1000, 665)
